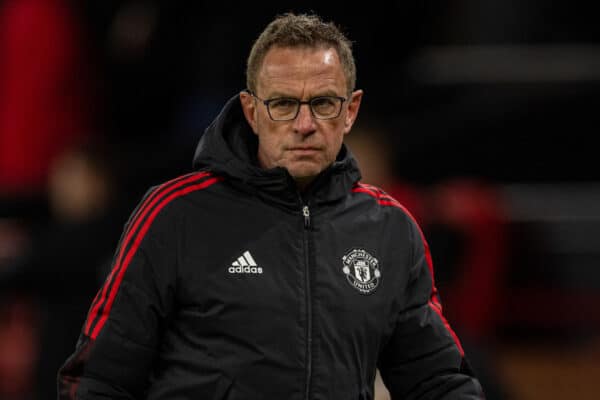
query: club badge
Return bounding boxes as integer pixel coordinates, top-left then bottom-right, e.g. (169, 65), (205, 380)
(342, 249), (381, 295)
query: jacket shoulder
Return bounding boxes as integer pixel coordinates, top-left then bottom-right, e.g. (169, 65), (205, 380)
(350, 182), (417, 220)
(128, 171), (225, 231)
(142, 170), (224, 207)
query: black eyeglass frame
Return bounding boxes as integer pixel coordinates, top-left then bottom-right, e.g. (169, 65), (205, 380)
(245, 89), (347, 121)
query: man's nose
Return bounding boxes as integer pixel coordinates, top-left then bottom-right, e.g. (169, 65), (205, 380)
(293, 103), (317, 134)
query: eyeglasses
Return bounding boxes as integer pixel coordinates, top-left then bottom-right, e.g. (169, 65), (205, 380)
(247, 90), (347, 121)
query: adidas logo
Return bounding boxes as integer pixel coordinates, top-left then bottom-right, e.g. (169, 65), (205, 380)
(228, 251), (263, 274)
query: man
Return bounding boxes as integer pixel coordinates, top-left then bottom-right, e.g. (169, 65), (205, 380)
(59, 13), (484, 399)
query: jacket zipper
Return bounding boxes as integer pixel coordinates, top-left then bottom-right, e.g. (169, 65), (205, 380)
(302, 204), (312, 400)
(303, 205), (311, 229)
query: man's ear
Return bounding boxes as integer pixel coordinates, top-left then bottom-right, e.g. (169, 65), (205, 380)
(239, 91), (259, 134)
(343, 90), (363, 135)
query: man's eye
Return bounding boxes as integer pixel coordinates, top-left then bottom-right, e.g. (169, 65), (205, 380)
(312, 97), (336, 108)
(270, 99), (297, 109)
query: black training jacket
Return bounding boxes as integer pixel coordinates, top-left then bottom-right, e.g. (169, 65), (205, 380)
(59, 94), (484, 399)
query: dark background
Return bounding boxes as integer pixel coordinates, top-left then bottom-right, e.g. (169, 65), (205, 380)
(77, 0), (600, 184)
(1, 1), (600, 399)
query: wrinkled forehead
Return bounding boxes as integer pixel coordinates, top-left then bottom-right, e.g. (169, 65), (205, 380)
(256, 46), (347, 95)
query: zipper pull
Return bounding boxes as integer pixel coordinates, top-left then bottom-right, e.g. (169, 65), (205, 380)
(302, 205), (311, 229)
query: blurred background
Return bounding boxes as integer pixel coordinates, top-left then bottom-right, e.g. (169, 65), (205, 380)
(1, 0), (599, 399)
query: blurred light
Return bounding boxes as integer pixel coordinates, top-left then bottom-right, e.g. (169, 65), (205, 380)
(409, 44), (600, 83)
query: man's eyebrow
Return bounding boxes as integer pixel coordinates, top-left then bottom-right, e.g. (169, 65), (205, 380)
(313, 89), (340, 97)
(264, 91), (295, 99)
(265, 90), (341, 99)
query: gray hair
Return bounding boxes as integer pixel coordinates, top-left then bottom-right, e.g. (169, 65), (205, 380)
(246, 13), (356, 96)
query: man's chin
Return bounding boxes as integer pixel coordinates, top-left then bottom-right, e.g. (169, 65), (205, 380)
(282, 155), (337, 183)
(286, 164), (325, 188)
(287, 166), (322, 181)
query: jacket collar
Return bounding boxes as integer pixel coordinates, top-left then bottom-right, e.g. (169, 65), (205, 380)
(193, 94), (361, 210)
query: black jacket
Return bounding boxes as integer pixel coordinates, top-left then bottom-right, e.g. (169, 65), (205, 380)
(59, 95), (483, 399)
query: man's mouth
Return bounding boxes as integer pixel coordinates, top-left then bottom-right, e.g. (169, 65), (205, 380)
(288, 147), (320, 153)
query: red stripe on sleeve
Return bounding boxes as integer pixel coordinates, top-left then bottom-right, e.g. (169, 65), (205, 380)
(84, 172), (211, 335)
(429, 300), (465, 356)
(89, 176), (223, 339)
(405, 205), (466, 357)
(352, 181), (465, 356)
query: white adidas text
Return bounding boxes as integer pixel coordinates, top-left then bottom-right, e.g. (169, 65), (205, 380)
(228, 251), (263, 274)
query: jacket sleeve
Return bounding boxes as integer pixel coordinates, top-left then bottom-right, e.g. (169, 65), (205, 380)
(57, 190), (178, 399)
(378, 218), (484, 399)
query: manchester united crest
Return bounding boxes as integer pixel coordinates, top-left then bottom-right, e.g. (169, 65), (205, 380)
(342, 249), (381, 295)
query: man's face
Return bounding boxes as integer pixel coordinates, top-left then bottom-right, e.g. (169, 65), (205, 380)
(240, 46), (362, 188)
